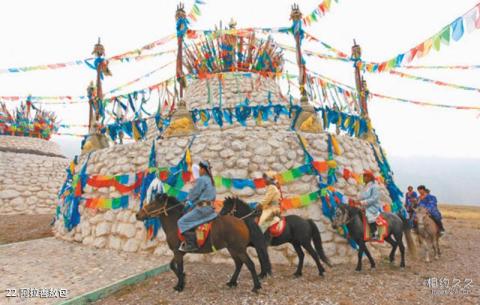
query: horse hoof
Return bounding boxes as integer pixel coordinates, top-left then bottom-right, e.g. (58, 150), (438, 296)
(252, 286), (261, 293)
(355, 268), (361, 272)
(319, 272), (325, 277)
(226, 281), (237, 288)
(173, 285), (184, 292)
(258, 273), (267, 279)
(293, 272), (302, 278)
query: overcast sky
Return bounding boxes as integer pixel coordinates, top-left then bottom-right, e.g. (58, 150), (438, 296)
(1, 0), (479, 160)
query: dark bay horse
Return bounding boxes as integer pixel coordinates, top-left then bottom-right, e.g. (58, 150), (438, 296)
(220, 197), (331, 277)
(136, 193), (261, 292)
(332, 204), (416, 271)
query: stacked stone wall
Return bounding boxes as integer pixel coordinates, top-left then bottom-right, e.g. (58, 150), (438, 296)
(54, 124), (392, 265)
(0, 136), (68, 215)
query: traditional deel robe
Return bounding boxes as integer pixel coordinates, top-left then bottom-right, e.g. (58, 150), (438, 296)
(359, 181), (382, 223)
(418, 194), (442, 221)
(405, 191), (418, 211)
(258, 184), (281, 230)
(177, 175), (217, 233)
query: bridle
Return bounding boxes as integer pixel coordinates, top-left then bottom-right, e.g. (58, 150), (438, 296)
(227, 200), (256, 220)
(141, 200), (184, 217)
(335, 207), (353, 226)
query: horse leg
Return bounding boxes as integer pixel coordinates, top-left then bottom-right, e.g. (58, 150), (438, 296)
(250, 235), (272, 278)
(302, 242), (325, 277)
(384, 235), (398, 264)
(236, 250), (262, 293)
(226, 253), (243, 288)
(363, 244), (376, 270)
(435, 236), (441, 258)
(173, 251), (186, 291)
(169, 258), (177, 274)
(355, 241), (365, 272)
(292, 242), (305, 277)
(395, 233), (406, 268)
(423, 237), (431, 263)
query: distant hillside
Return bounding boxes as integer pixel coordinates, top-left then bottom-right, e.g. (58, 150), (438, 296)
(54, 138), (480, 206)
(389, 156), (480, 206)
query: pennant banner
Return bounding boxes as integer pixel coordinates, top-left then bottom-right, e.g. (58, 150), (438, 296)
(358, 3), (480, 72)
(388, 70), (480, 92)
(0, 35), (176, 75)
(302, 0), (340, 26)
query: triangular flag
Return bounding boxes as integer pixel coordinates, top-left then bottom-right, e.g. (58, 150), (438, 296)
(451, 17), (464, 41)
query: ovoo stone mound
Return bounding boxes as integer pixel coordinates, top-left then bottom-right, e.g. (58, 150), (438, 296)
(0, 136), (68, 215)
(53, 69), (394, 264)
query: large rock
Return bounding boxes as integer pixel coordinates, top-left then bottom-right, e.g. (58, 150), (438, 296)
(95, 222), (111, 237)
(0, 190), (20, 199)
(117, 223), (136, 238)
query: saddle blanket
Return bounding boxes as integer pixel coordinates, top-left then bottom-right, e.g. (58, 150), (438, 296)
(178, 222), (212, 248)
(268, 217), (286, 237)
(362, 212), (388, 243)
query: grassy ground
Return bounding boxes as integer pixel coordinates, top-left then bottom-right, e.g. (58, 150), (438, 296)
(440, 204), (480, 224)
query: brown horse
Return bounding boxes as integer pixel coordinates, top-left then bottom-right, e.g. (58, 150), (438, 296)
(415, 206), (441, 262)
(136, 193), (261, 293)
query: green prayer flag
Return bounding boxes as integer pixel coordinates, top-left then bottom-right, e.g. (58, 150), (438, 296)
(222, 177), (232, 189)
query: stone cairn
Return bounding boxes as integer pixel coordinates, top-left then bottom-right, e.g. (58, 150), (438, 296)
(53, 73), (393, 265)
(54, 6), (395, 266)
(0, 136), (68, 215)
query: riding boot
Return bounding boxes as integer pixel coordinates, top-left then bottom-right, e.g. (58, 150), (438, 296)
(369, 222), (379, 240)
(179, 230), (198, 252)
(432, 218), (446, 236)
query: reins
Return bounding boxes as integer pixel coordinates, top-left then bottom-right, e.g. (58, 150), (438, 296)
(227, 200), (257, 220)
(142, 201), (184, 217)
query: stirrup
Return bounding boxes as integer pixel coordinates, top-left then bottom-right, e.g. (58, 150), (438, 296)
(179, 241), (198, 252)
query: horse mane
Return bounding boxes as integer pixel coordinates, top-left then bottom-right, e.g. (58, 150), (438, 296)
(155, 193), (183, 211)
(344, 204), (362, 218)
(223, 196), (252, 214)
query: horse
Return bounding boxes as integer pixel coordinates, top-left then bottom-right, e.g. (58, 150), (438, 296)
(136, 193), (262, 293)
(220, 197), (331, 278)
(332, 204), (416, 271)
(414, 206), (441, 262)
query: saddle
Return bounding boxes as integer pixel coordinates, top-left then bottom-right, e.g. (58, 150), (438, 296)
(178, 222), (213, 248)
(362, 211), (388, 243)
(268, 217), (286, 237)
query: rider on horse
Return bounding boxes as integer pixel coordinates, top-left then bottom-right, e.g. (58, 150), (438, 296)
(417, 185), (445, 236)
(257, 171), (282, 232)
(177, 160), (217, 252)
(357, 171), (382, 240)
(405, 185), (418, 222)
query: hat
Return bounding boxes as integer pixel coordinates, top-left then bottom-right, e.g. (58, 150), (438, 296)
(363, 170), (375, 180)
(263, 171), (278, 184)
(199, 160), (210, 170)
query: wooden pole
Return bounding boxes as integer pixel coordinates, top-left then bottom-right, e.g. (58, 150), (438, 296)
(290, 4), (307, 103)
(352, 40), (368, 117)
(175, 3), (187, 99)
(92, 38), (106, 129)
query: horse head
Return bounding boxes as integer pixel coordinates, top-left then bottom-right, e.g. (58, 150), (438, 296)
(332, 204), (354, 229)
(415, 206), (429, 226)
(220, 196), (252, 217)
(136, 193), (182, 220)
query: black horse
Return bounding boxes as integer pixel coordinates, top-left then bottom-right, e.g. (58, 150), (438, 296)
(332, 204), (416, 271)
(220, 197), (331, 277)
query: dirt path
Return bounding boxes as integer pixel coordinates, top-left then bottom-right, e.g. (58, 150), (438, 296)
(0, 214), (54, 245)
(97, 216), (479, 305)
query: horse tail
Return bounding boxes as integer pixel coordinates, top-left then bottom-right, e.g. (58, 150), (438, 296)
(308, 219), (332, 267)
(397, 212), (416, 258)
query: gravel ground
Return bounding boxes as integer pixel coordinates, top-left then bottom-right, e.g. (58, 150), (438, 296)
(0, 214), (53, 245)
(97, 218), (480, 305)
